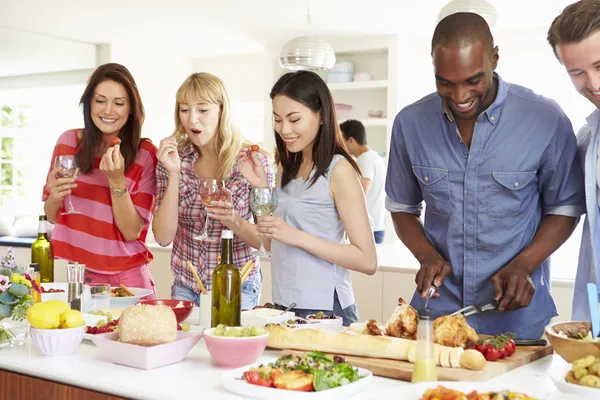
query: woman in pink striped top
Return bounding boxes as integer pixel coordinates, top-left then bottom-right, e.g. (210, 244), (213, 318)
(42, 63), (158, 298)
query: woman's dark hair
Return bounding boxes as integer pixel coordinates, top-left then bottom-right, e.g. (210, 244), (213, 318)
(77, 63), (145, 174)
(270, 71), (361, 188)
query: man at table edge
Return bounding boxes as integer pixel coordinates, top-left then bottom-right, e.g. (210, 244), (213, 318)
(548, 0), (600, 321)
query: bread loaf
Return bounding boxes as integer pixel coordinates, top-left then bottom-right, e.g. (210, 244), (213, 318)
(118, 304), (177, 346)
(264, 325), (484, 370)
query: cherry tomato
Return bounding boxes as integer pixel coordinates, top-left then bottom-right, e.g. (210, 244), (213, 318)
(498, 345), (507, 359)
(244, 371), (273, 387)
(111, 137), (121, 146)
(251, 144), (259, 152)
(505, 339), (516, 357)
(484, 346), (502, 361)
(474, 343), (486, 354)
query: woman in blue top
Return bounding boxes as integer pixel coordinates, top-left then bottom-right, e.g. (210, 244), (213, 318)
(239, 71), (377, 326)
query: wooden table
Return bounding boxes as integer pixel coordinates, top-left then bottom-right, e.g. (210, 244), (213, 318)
(0, 369), (126, 400)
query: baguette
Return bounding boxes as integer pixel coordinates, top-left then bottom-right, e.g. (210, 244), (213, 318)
(264, 325), (483, 370)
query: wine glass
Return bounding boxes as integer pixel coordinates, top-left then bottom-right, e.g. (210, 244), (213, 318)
(250, 187), (278, 256)
(194, 178), (227, 242)
(54, 155), (81, 215)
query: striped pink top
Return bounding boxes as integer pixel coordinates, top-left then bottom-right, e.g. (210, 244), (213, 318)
(42, 129), (157, 273)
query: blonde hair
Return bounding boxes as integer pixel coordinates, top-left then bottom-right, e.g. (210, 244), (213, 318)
(173, 72), (252, 180)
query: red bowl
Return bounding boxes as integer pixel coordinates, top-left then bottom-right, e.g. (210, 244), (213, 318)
(137, 299), (194, 323)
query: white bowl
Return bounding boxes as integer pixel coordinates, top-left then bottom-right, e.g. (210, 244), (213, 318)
(306, 314), (344, 332)
(109, 287), (153, 309)
(30, 326), (85, 356)
(40, 282), (69, 304)
(548, 361), (600, 399)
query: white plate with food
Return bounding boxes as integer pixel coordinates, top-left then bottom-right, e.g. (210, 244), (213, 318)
(222, 352), (372, 400)
(548, 358), (600, 400)
(109, 286), (153, 309)
(375, 381), (545, 400)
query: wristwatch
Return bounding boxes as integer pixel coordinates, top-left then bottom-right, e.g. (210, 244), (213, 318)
(110, 187), (128, 197)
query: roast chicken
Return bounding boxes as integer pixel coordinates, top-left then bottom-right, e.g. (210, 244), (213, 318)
(433, 313), (479, 348)
(383, 298), (420, 340)
(351, 298), (480, 348)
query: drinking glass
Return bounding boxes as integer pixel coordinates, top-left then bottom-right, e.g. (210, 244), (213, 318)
(194, 178), (227, 242)
(55, 155), (81, 215)
(250, 187), (278, 256)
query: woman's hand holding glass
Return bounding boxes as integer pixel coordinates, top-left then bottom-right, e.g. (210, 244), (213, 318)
(257, 215), (297, 247)
(157, 137), (181, 175)
(238, 148), (268, 188)
(206, 188), (237, 228)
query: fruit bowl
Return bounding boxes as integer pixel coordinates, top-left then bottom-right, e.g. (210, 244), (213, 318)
(30, 325), (85, 356)
(109, 287), (153, 309)
(545, 320), (600, 363)
(203, 327), (269, 368)
(137, 299), (194, 323)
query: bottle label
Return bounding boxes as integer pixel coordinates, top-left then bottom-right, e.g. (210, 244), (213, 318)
(38, 220), (47, 234)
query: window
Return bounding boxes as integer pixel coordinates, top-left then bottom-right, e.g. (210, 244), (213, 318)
(0, 104), (29, 207)
(0, 84), (84, 211)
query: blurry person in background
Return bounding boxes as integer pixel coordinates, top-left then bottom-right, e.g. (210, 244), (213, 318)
(340, 119), (387, 244)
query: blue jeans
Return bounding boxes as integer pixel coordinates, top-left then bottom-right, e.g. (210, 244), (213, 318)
(374, 230), (385, 244)
(274, 291), (359, 327)
(171, 270), (262, 311)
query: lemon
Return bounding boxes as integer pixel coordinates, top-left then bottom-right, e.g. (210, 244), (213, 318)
(43, 300), (70, 315)
(59, 309), (85, 329)
(26, 303), (60, 329)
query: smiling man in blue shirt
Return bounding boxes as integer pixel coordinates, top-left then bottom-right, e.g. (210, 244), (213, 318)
(385, 12), (585, 338)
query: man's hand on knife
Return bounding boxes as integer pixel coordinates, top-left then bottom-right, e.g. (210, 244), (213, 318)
(415, 253), (452, 298)
(491, 264), (535, 311)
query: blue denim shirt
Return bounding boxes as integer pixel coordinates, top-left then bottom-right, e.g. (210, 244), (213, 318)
(385, 74), (585, 338)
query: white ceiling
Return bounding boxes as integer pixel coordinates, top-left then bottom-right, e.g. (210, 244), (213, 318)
(0, 0), (578, 59)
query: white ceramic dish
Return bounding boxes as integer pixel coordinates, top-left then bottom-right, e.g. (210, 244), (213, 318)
(241, 308), (296, 327)
(83, 313), (107, 327)
(221, 362), (372, 400)
(372, 381), (548, 400)
(305, 314), (343, 332)
(109, 287), (153, 309)
(30, 326), (85, 356)
(40, 282), (68, 303)
(548, 362), (600, 400)
(89, 329), (203, 369)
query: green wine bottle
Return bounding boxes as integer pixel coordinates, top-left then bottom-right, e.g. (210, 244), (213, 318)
(211, 230), (241, 327)
(31, 215), (54, 283)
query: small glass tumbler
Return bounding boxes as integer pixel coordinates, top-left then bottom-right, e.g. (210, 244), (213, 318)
(200, 291), (212, 329)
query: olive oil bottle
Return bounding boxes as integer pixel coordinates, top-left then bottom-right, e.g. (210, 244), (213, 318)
(31, 215), (54, 283)
(211, 230), (241, 327)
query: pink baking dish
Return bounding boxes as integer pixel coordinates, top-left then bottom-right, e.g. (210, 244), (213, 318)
(89, 330), (203, 370)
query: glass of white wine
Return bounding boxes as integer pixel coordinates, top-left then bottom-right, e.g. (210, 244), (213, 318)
(55, 155), (81, 215)
(250, 187), (278, 257)
(194, 178), (227, 242)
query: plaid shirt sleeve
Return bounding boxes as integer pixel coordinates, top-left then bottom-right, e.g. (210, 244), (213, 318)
(153, 160), (170, 214)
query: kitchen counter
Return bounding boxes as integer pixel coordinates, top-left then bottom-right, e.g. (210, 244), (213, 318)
(0, 337), (574, 399)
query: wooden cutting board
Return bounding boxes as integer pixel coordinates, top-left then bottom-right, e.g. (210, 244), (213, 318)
(271, 343), (553, 382)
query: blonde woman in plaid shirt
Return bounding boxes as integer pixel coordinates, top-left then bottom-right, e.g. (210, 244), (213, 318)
(152, 72), (274, 310)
